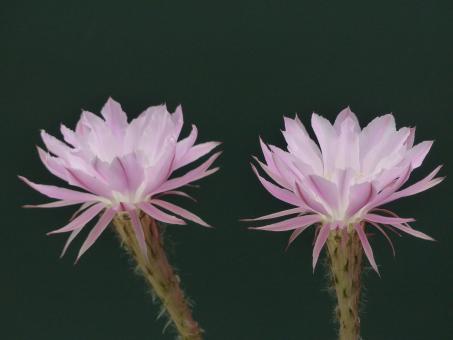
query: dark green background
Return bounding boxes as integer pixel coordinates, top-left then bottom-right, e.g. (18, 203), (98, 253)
(2, 1), (452, 339)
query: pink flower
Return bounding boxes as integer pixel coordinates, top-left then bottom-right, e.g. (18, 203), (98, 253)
(248, 107), (443, 273)
(20, 98), (221, 260)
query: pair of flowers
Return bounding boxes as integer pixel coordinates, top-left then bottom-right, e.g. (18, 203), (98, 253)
(21, 98), (442, 272)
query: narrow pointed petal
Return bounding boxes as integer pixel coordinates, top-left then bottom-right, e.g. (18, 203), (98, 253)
(76, 208), (115, 260)
(381, 166), (444, 205)
(355, 224), (379, 274)
(241, 208), (303, 221)
(368, 221), (396, 256)
(61, 228), (84, 258)
(155, 152), (221, 194)
(151, 199), (211, 227)
(47, 203), (105, 234)
(138, 202), (186, 225)
(251, 165), (300, 206)
(158, 190), (197, 201)
(388, 223), (434, 241)
(365, 213), (415, 225)
(23, 200), (85, 209)
(312, 225), (331, 271)
(174, 141), (221, 170)
(286, 223), (314, 249)
(19, 176), (98, 202)
(252, 214), (320, 232)
(128, 209), (148, 258)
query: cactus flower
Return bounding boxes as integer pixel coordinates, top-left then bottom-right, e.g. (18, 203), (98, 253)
(20, 98), (221, 339)
(247, 107), (443, 339)
(20, 98), (220, 259)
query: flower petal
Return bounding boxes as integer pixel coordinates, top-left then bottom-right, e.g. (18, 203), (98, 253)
(241, 208), (304, 221)
(76, 208), (115, 260)
(47, 203), (105, 234)
(138, 202), (186, 225)
(154, 152), (221, 194)
(251, 214), (320, 232)
(151, 199), (211, 227)
(128, 208), (148, 258)
(365, 213), (415, 225)
(355, 224), (379, 274)
(100, 97), (128, 135)
(252, 165), (300, 206)
(312, 224), (331, 271)
(19, 176), (99, 202)
(174, 141), (221, 170)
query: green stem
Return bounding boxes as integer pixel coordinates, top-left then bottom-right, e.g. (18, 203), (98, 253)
(326, 227), (363, 340)
(113, 213), (203, 340)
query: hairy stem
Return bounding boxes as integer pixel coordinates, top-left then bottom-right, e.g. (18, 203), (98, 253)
(326, 228), (363, 340)
(113, 212), (203, 340)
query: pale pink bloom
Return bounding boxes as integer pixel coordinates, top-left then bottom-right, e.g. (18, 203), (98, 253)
(20, 98), (221, 260)
(248, 107), (443, 273)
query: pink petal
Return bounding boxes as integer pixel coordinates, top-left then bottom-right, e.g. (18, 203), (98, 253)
(282, 117), (323, 174)
(154, 152), (221, 194)
(174, 141), (221, 170)
(253, 156), (289, 189)
(295, 181), (328, 215)
(368, 221), (395, 256)
(37, 146), (68, 181)
(109, 153), (145, 192)
(259, 137), (281, 176)
(346, 182), (376, 218)
(311, 113), (337, 175)
(387, 223), (434, 241)
(308, 175), (340, 212)
(76, 208), (115, 260)
(365, 213), (415, 225)
(60, 228), (84, 258)
(128, 208), (148, 258)
(157, 190), (196, 202)
(252, 214), (320, 232)
(312, 224), (331, 271)
(138, 202), (186, 225)
(286, 223), (315, 249)
(381, 165), (444, 205)
(405, 141), (433, 169)
(23, 200), (85, 209)
(333, 107), (360, 133)
(359, 114), (396, 161)
(69, 201), (97, 221)
(100, 97), (128, 135)
(64, 168), (111, 197)
(40, 130), (72, 158)
(60, 124), (79, 147)
(47, 203), (105, 235)
(19, 176), (99, 202)
(355, 224), (379, 274)
(151, 199), (211, 227)
(241, 208), (304, 221)
(251, 165), (300, 206)
(175, 125), (198, 164)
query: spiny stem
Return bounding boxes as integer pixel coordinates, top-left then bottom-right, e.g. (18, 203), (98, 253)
(326, 227), (363, 340)
(113, 212), (203, 340)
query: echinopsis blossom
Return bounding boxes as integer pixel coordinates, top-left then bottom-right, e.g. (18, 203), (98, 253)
(20, 98), (221, 260)
(249, 107), (443, 272)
